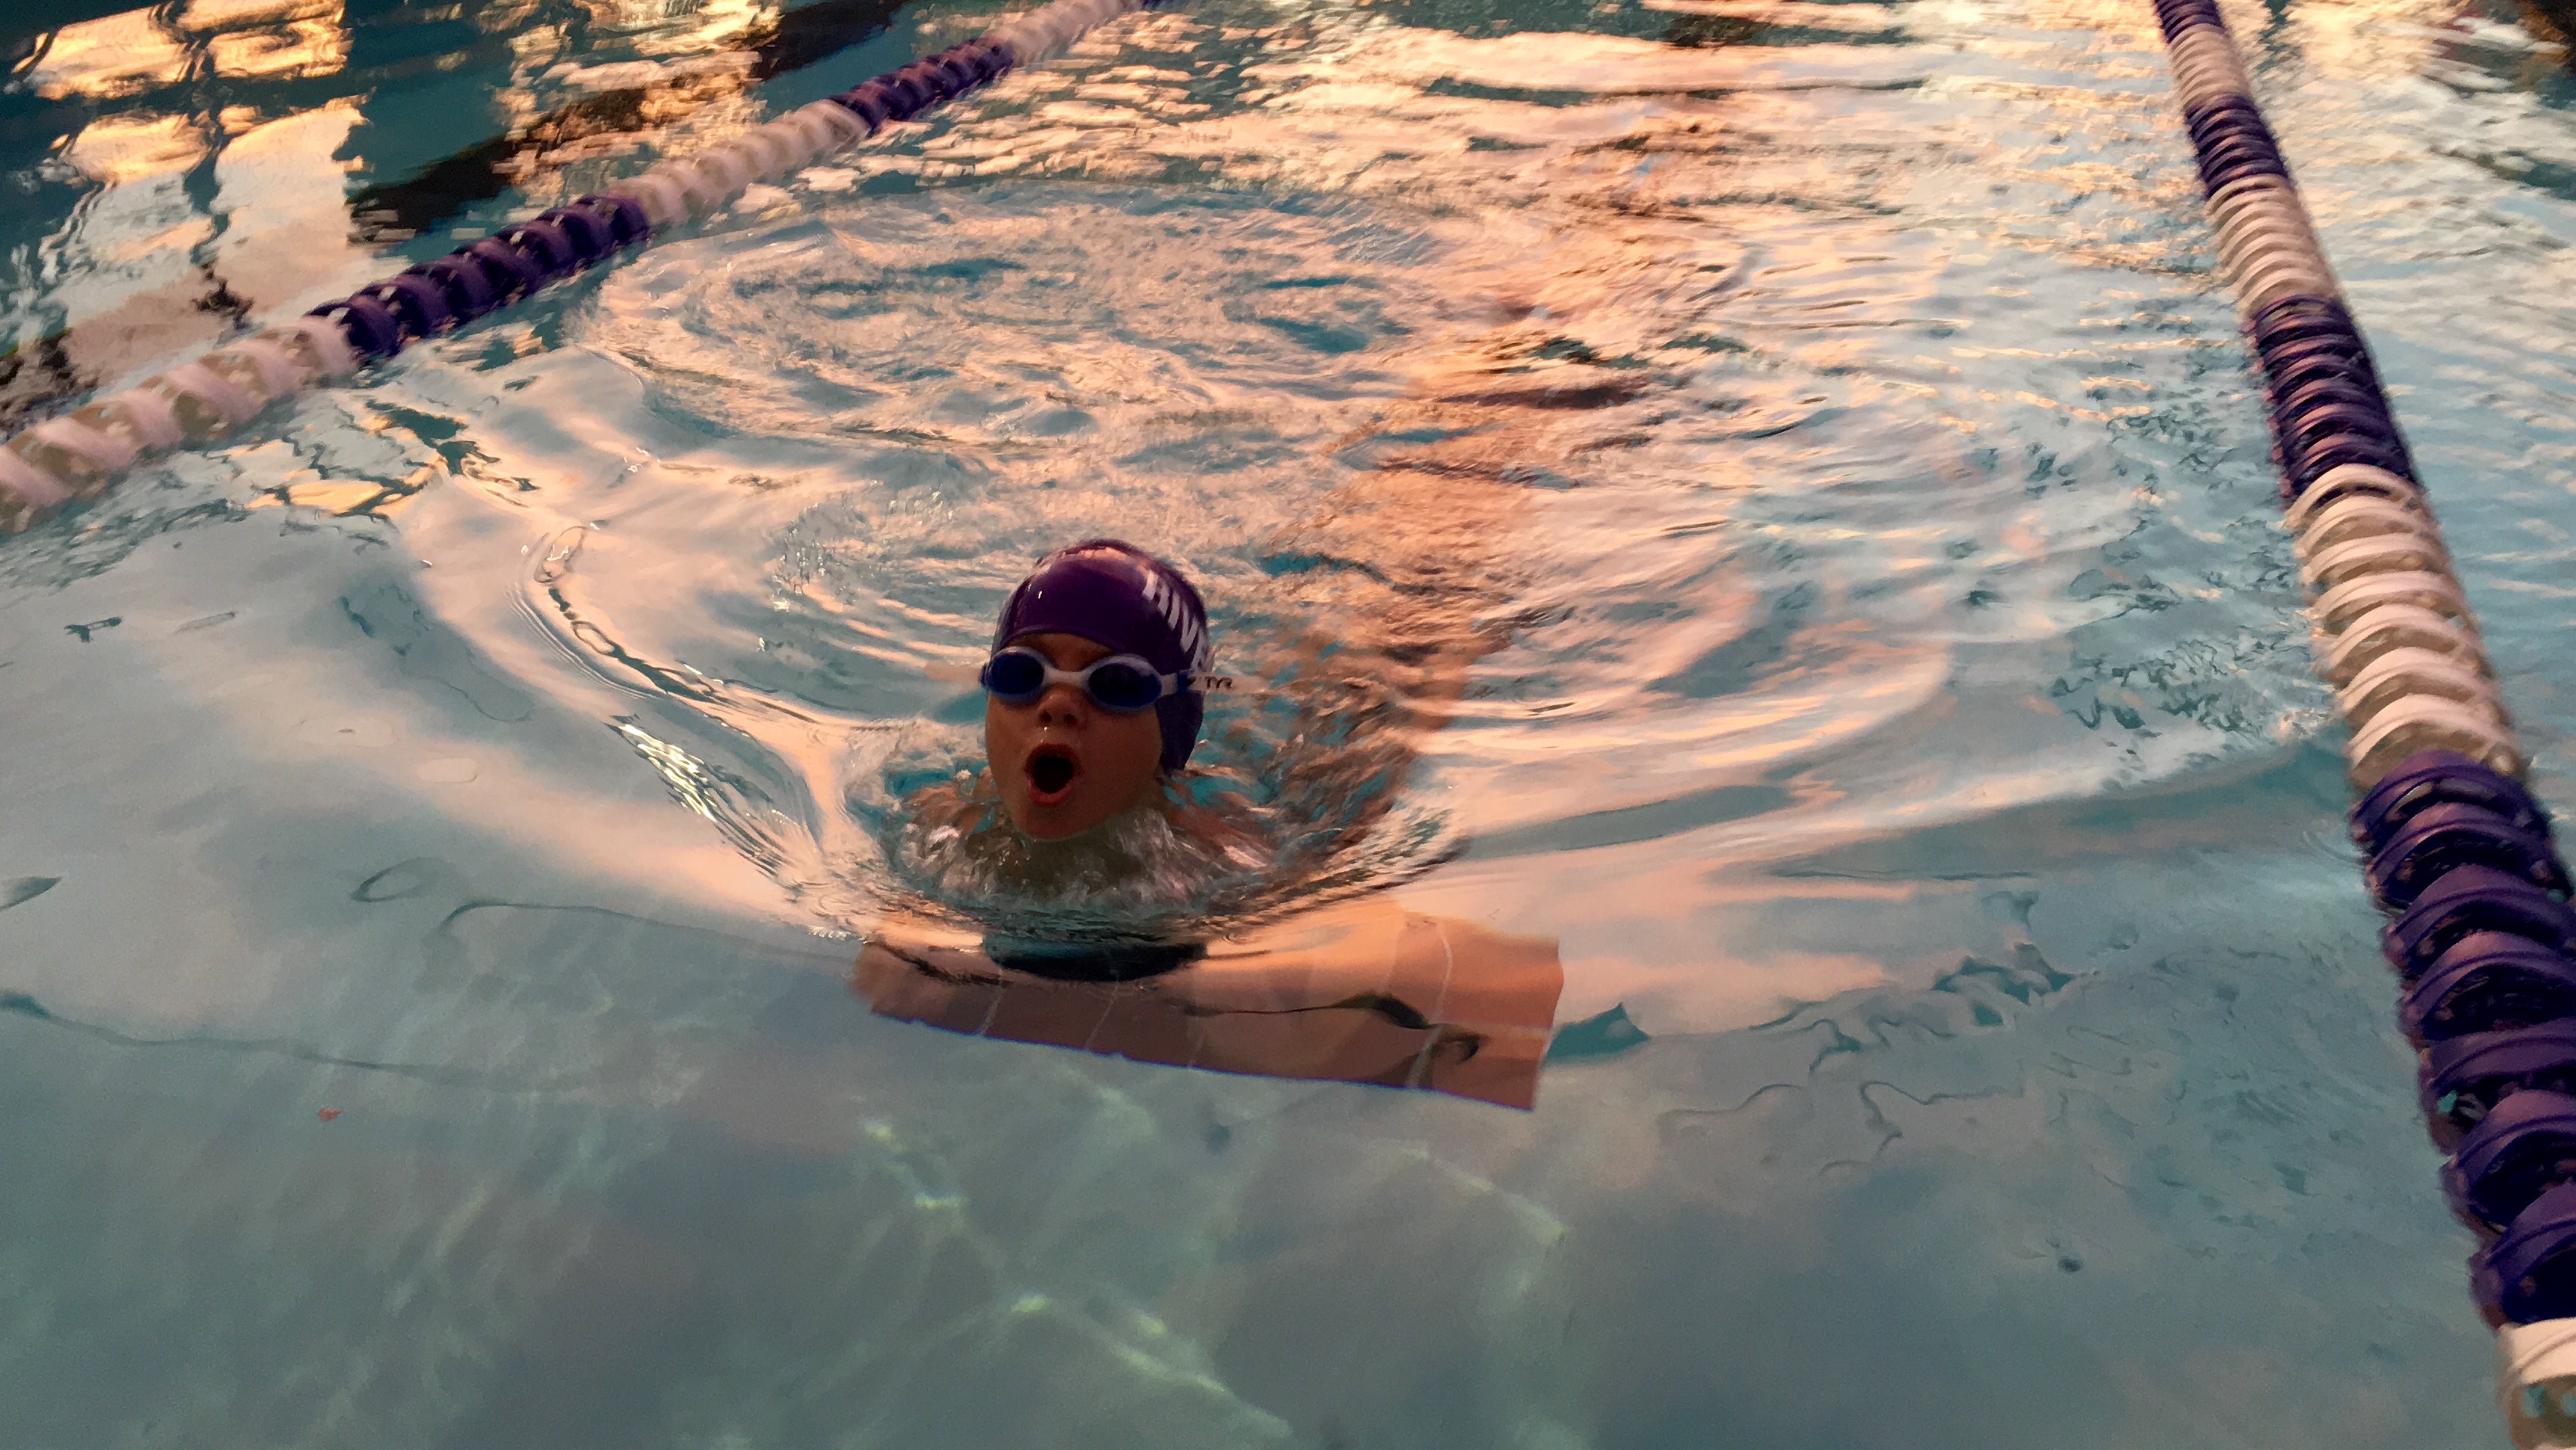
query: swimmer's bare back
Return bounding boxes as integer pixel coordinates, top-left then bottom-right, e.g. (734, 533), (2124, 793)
(1280, 319), (1652, 730)
(857, 898), (1562, 1108)
(1209, 324), (1654, 872)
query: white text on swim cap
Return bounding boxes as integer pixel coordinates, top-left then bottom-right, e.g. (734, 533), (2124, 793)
(1138, 566), (1213, 675)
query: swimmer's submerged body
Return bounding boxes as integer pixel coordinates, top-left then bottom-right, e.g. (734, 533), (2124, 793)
(857, 898), (1563, 1107)
(857, 538), (1566, 1107)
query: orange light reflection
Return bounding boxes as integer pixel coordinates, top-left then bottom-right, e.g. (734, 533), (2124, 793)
(210, 16), (350, 81)
(26, 10), (190, 100)
(60, 113), (208, 186)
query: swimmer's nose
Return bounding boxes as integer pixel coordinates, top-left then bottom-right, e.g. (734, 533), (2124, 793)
(1034, 682), (1091, 727)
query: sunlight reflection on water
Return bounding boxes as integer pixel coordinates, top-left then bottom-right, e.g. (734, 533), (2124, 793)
(8, 0), (2576, 1440)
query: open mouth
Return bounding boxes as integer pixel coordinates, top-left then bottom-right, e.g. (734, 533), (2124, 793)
(1025, 745), (1080, 807)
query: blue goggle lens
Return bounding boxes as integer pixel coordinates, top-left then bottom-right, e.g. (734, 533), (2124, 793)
(1084, 660), (1163, 711)
(982, 649), (1049, 701)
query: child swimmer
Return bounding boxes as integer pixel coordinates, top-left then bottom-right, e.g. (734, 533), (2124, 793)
(857, 538), (1564, 1106)
(892, 538), (1268, 916)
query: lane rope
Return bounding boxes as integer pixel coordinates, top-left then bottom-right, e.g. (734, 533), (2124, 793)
(0, 0), (1157, 534)
(2147, 1), (2576, 1439)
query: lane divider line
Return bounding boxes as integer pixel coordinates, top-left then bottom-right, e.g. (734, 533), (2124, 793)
(2148, 2), (2576, 1439)
(0, 0), (1159, 534)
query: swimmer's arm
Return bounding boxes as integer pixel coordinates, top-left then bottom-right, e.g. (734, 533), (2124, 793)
(854, 921), (1015, 1035)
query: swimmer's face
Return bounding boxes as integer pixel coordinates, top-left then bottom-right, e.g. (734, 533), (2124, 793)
(986, 631), (1166, 841)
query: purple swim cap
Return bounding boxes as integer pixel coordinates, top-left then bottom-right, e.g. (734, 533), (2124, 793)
(992, 539), (1213, 772)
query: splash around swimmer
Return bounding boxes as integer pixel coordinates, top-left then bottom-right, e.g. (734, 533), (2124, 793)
(870, 526), (1471, 946)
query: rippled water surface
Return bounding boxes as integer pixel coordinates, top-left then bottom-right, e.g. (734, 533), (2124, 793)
(11, 0), (2576, 1441)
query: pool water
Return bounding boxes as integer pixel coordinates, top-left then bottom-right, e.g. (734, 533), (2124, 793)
(9, 0), (2576, 1442)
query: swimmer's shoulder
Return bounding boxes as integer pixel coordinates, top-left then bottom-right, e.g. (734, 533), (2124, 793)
(1160, 782), (1267, 862)
(902, 770), (1003, 831)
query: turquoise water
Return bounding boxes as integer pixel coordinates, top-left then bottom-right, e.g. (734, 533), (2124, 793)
(9, 0), (2576, 1441)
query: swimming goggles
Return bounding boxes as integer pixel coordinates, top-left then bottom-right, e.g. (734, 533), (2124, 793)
(979, 646), (1192, 713)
